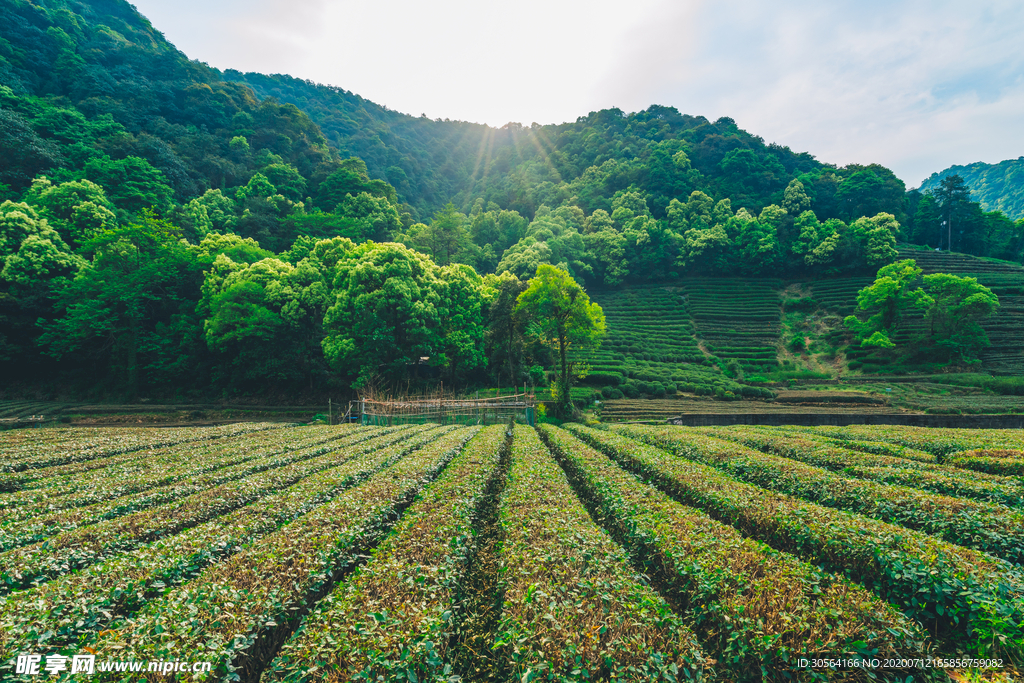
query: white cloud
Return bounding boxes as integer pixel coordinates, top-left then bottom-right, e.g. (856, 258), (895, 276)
(133, 0), (1024, 185)
(597, 0), (1024, 184)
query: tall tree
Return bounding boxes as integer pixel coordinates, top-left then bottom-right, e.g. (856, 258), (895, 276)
(39, 214), (197, 398)
(484, 271), (529, 388)
(436, 264), (486, 385)
(933, 174), (971, 251)
(202, 256), (331, 390)
(515, 264), (605, 415)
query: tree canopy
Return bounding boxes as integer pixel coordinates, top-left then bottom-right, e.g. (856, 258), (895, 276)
(515, 264), (605, 414)
(845, 259), (999, 366)
(844, 259), (931, 349)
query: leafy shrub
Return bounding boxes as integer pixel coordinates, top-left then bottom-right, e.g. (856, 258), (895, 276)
(582, 371), (622, 386)
(527, 365), (546, 386)
(602, 386), (623, 400)
(784, 297), (818, 311)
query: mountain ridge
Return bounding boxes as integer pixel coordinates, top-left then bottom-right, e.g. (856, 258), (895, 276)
(919, 157), (1024, 220)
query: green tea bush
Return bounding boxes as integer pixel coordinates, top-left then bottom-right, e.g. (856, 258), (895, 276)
(783, 297), (818, 311)
(582, 371), (622, 386)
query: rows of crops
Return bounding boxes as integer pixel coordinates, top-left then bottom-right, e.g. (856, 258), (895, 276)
(683, 278), (783, 373)
(806, 277), (875, 317)
(598, 395), (895, 422)
(2, 423), (1022, 681)
(0, 401), (74, 421)
(583, 285), (773, 401)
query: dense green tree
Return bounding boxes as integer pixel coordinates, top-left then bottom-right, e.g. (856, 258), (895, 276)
(669, 191), (730, 272)
(1, 226), (82, 289)
(909, 192), (941, 246)
(436, 264), (486, 384)
(497, 207), (590, 280)
(470, 208), (527, 253)
(858, 213), (900, 267)
(39, 214), (197, 397)
(782, 179), (812, 215)
(0, 106), (65, 189)
(834, 166), (906, 224)
(717, 148), (788, 207)
(515, 264), (605, 414)
(22, 178), (116, 248)
(0, 200), (82, 289)
(790, 210), (823, 260)
(333, 193), (401, 243)
(181, 189), (240, 239)
(584, 226), (629, 285)
(922, 273), (999, 363)
(987, 211), (1024, 262)
(483, 271), (530, 388)
(313, 158), (397, 211)
(406, 203), (470, 266)
(260, 163), (307, 202)
(193, 232), (274, 269)
(468, 208), (528, 271)
(926, 174), (968, 252)
(83, 156), (174, 215)
(493, 237), (552, 281)
(321, 242), (445, 388)
(202, 256), (331, 388)
(844, 259), (931, 348)
(726, 208), (781, 275)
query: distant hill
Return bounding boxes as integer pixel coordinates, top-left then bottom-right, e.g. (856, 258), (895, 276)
(222, 71), (836, 220)
(0, 0), (913, 227)
(919, 158), (1024, 220)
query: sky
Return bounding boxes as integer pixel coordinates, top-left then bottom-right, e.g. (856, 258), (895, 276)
(132, 0), (1024, 188)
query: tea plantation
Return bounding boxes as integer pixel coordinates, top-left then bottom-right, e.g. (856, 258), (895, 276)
(580, 251), (1024, 422)
(1, 423), (1021, 681)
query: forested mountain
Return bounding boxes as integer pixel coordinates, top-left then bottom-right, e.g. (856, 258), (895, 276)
(226, 70), (911, 227)
(920, 158), (1024, 221)
(2, 0), (1022, 401)
(0, 0), (342, 205)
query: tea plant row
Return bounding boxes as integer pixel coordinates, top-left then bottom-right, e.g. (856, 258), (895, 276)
(3, 423), (1023, 681)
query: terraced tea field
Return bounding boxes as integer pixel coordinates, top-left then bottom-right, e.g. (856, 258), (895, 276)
(1, 423), (1021, 682)
(583, 283), (779, 401)
(902, 248), (1024, 375)
(580, 285), (714, 397)
(683, 277), (784, 373)
(599, 393), (896, 422)
(839, 248), (1024, 375)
